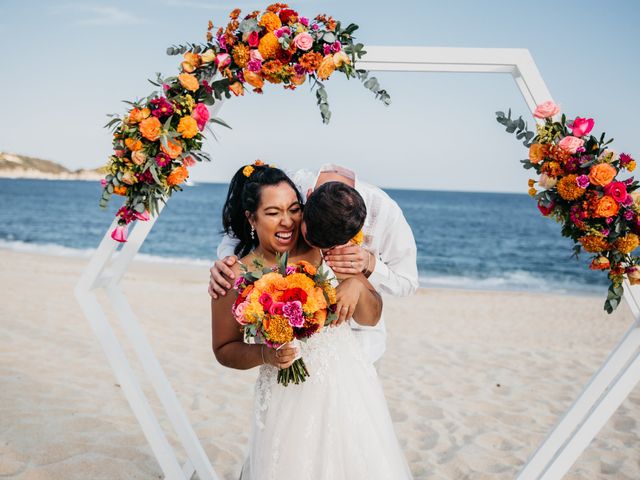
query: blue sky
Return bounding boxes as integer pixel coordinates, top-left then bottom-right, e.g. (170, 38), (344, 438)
(1, 0), (639, 192)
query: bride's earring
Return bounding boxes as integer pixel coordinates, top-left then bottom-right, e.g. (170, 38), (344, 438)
(250, 225), (255, 240)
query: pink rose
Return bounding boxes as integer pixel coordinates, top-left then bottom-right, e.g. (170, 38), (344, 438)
(570, 117), (595, 137)
(259, 293), (273, 312)
(247, 31), (259, 47)
(293, 32), (313, 51)
(183, 156), (196, 167)
(233, 300), (250, 325)
(215, 53), (231, 69)
(533, 101), (561, 119)
(111, 225), (128, 243)
(191, 103), (209, 131)
(250, 49), (263, 62)
(604, 181), (628, 203)
(558, 136), (585, 154)
(269, 302), (285, 316)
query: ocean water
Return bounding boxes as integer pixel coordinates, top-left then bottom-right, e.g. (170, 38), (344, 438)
(0, 178), (608, 294)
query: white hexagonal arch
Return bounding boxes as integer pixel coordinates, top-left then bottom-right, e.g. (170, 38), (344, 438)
(75, 46), (640, 480)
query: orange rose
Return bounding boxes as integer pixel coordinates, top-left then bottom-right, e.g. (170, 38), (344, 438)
(593, 195), (620, 218)
(161, 138), (183, 159)
(113, 185), (128, 195)
(181, 61), (196, 73)
(316, 55), (336, 80)
(129, 107), (150, 123)
(312, 308), (327, 326)
(229, 81), (244, 96)
(178, 73), (199, 92)
(139, 117), (162, 142)
(125, 138), (143, 151)
(290, 74), (306, 86)
(167, 165), (189, 186)
(177, 116), (199, 139)
(297, 260), (317, 276)
(588, 163), (617, 187)
(243, 69), (265, 89)
(529, 143), (549, 164)
(183, 52), (201, 69)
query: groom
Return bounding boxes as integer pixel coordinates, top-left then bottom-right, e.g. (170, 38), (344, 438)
(210, 163), (419, 364)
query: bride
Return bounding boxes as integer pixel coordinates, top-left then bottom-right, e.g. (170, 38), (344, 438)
(211, 163), (412, 479)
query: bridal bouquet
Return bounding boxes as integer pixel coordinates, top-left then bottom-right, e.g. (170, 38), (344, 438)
(497, 101), (639, 313)
(233, 253), (337, 386)
(100, 4), (390, 243)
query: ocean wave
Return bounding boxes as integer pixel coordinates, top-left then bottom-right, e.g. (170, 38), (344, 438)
(0, 239), (212, 268)
(419, 270), (603, 295)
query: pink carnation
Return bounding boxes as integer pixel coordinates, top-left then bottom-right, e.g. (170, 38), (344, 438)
(533, 101), (560, 119)
(576, 174), (590, 189)
(283, 301), (304, 328)
(191, 103), (209, 131)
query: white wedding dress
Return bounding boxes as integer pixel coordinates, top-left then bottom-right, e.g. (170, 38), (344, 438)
(239, 265), (413, 480)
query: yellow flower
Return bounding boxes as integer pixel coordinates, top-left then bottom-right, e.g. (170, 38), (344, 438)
(579, 234), (610, 253)
(201, 49), (215, 64)
(528, 187), (537, 197)
(614, 233), (639, 254)
(527, 179), (535, 187)
(243, 165), (254, 177)
(628, 160), (637, 172)
(232, 43), (251, 68)
(243, 301), (264, 324)
(351, 230), (364, 245)
(177, 116), (199, 139)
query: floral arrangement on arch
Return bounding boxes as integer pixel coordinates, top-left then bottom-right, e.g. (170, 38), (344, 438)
(234, 253), (338, 386)
(497, 101), (639, 313)
(100, 3), (390, 242)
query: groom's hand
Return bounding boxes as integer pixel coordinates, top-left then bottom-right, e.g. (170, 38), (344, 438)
(208, 256), (238, 299)
(325, 245), (370, 276)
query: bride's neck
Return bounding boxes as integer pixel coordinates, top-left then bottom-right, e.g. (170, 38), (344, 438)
(253, 240), (310, 264)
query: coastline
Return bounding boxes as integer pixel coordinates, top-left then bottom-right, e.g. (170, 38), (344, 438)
(2, 248), (640, 479)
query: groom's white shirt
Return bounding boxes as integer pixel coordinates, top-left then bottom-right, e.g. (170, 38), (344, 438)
(217, 165), (419, 363)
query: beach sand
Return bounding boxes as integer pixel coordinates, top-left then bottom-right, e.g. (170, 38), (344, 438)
(1, 249), (639, 479)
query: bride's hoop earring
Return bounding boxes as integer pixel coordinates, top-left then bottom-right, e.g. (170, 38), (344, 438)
(250, 225), (256, 240)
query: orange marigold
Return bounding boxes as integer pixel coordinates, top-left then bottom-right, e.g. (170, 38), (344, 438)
(167, 165), (189, 186)
(229, 8), (241, 20)
(232, 43), (251, 68)
(528, 143), (548, 164)
(284, 273), (315, 291)
(556, 174), (586, 201)
(593, 195), (620, 218)
(614, 233), (639, 254)
(548, 145), (572, 163)
(266, 3), (288, 14)
(178, 73), (199, 92)
(254, 272), (284, 293)
(258, 11), (282, 31)
(177, 116), (199, 139)
(261, 60), (287, 83)
(258, 32), (280, 60)
(298, 51), (322, 71)
(297, 260), (317, 276)
(265, 314), (293, 344)
(139, 117), (162, 142)
(243, 300), (264, 324)
(579, 235), (611, 253)
(541, 161), (564, 178)
(113, 185), (128, 196)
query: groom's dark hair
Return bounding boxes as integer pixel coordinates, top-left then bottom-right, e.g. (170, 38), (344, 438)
(303, 182), (366, 248)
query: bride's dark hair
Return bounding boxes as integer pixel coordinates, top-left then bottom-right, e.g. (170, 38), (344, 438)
(222, 164), (303, 258)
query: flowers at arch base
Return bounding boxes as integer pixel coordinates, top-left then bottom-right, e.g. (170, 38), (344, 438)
(99, 3), (391, 242)
(497, 101), (639, 313)
(233, 252), (338, 386)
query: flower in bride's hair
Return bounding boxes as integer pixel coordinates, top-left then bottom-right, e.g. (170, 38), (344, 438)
(350, 230), (364, 245)
(243, 165), (254, 177)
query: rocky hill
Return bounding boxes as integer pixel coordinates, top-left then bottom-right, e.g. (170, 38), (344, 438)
(0, 152), (104, 181)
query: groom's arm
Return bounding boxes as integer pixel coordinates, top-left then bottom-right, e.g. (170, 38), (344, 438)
(367, 202), (419, 297)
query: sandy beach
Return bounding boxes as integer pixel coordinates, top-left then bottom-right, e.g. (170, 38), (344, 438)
(1, 248), (640, 479)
